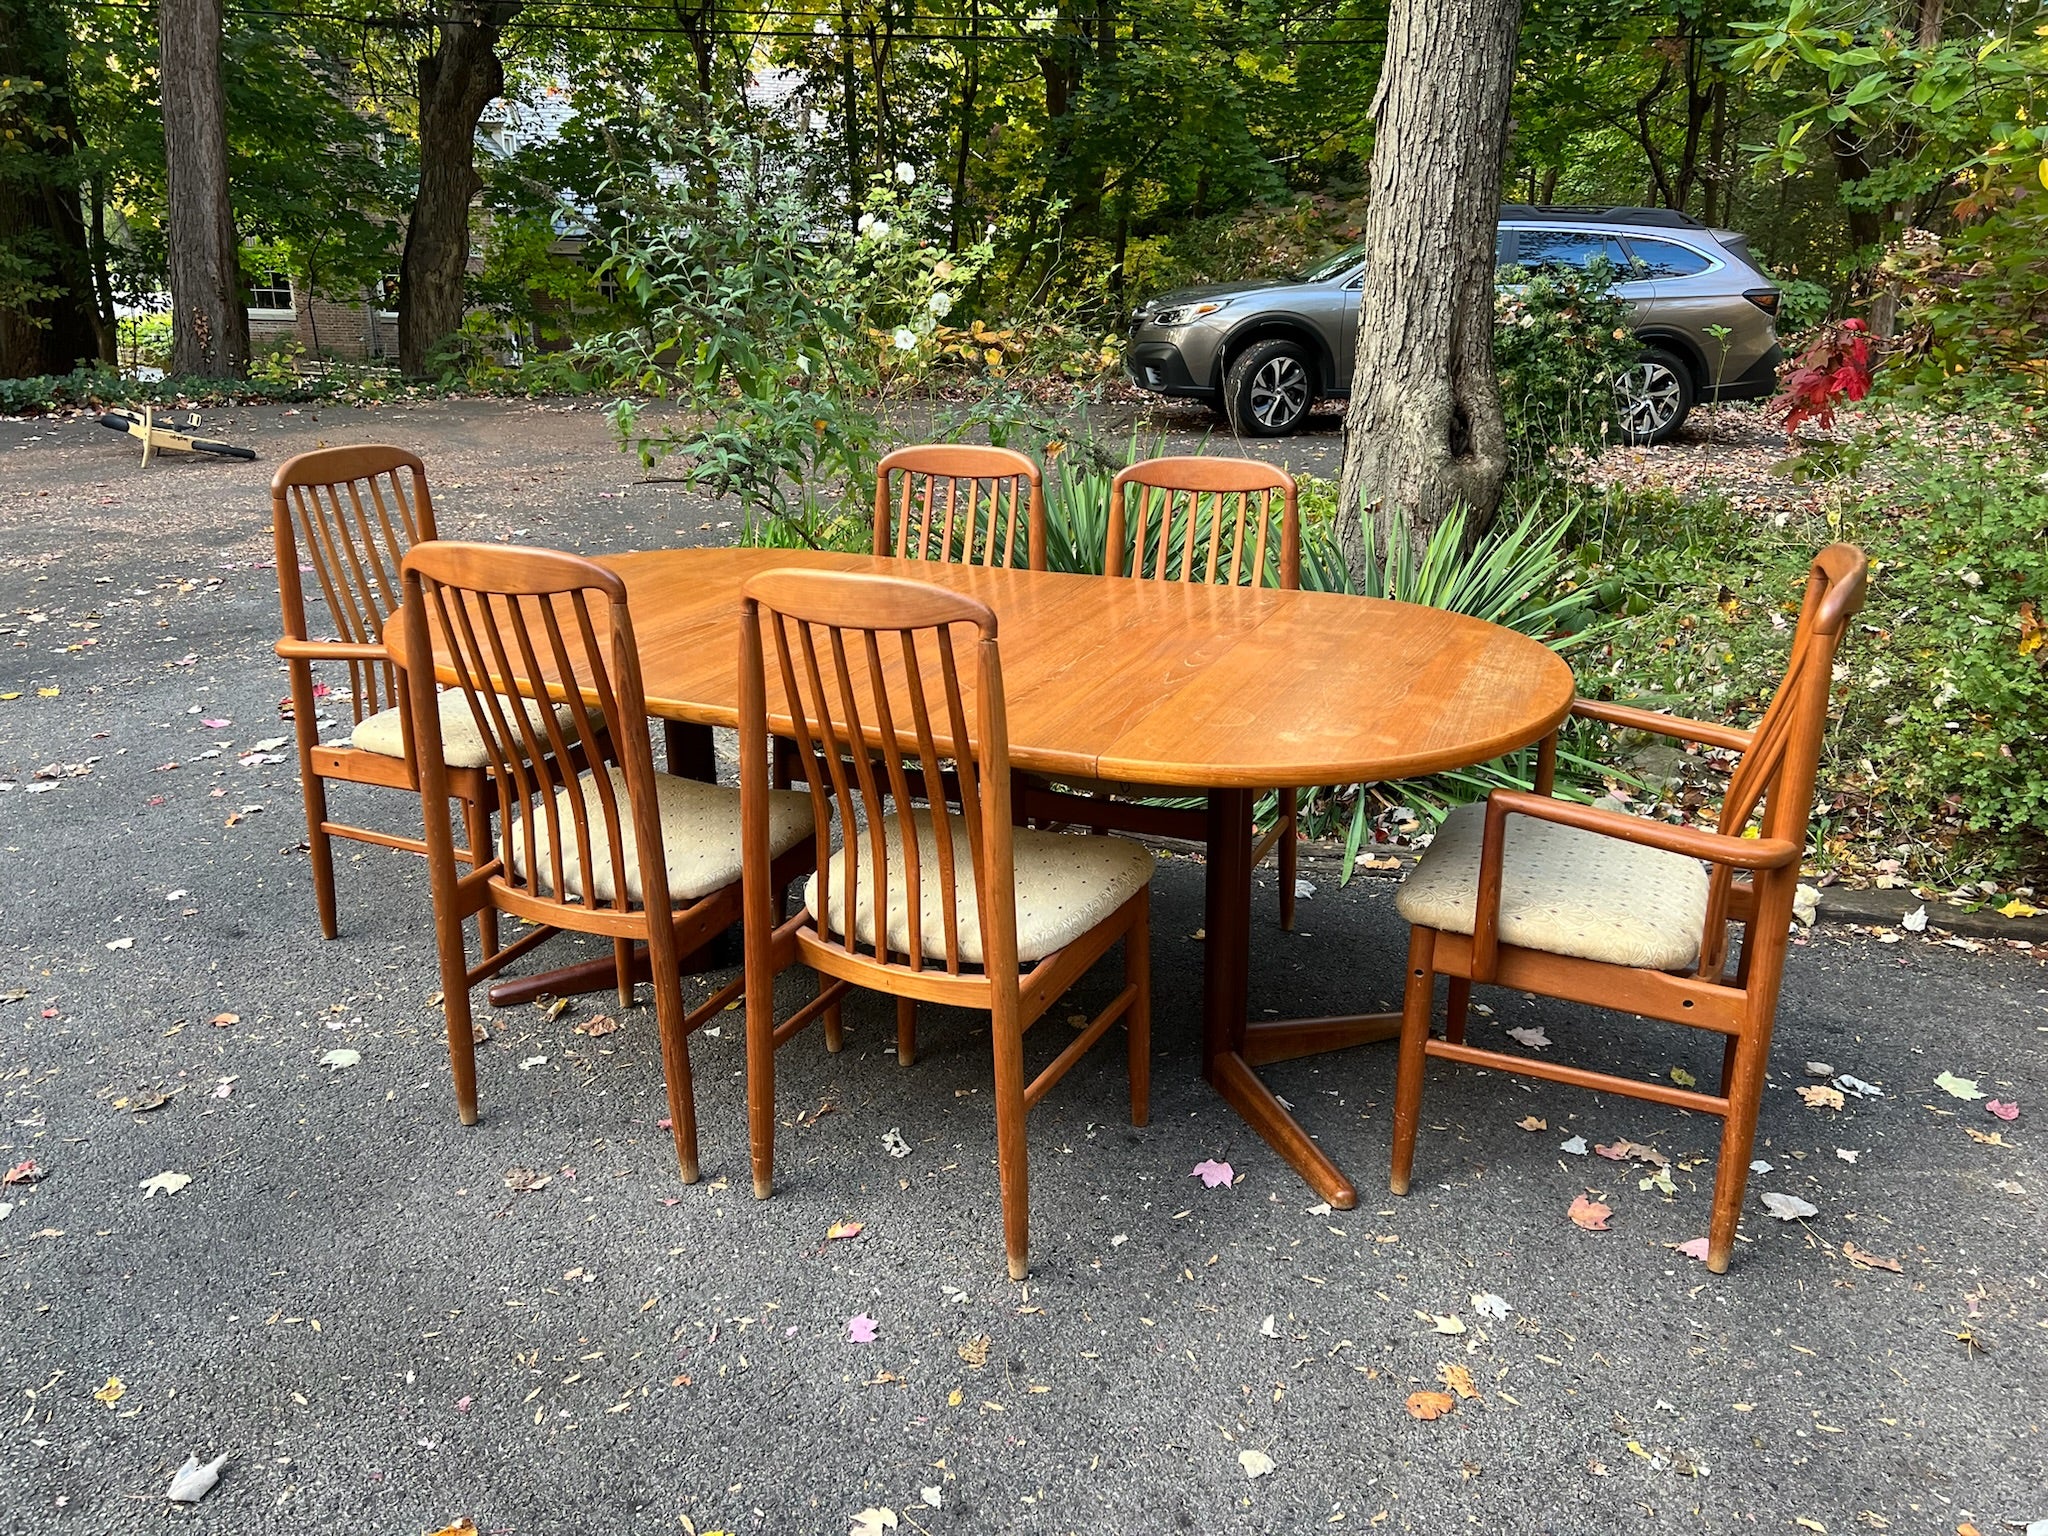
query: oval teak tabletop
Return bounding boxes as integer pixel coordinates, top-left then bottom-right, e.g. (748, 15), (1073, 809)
(598, 547), (1574, 789)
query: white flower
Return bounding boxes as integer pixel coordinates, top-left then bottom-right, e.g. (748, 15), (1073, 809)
(813, 16), (830, 32)
(927, 291), (953, 317)
(891, 327), (918, 351)
(895, 161), (915, 185)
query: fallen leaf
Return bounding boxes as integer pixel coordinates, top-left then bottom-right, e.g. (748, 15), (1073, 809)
(1638, 1166), (1676, 1196)
(93, 1377), (126, 1405)
(1516, 1116), (1547, 1132)
(958, 1334), (991, 1367)
(1437, 1362), (1479, 1400)
(166, 1452), (230, 1504)
(503, 1167), (550, 1192)
(848, 1512), (897, 1536)
(1568, 1195), (1611, 1231)
(1935, 1071), (1985, 1100)
(1985, 1099), (2019, 1121)
(1429, 1313), (1465, 1335)
(1594, 1139), (1668, 1167)
(1405, 1390), (1457, 1420)
(1798, 1084), (1845, 1110)
(919, 1487), (942, 1509)
(1841, 1241), (1902, 1273)
(210, 1012), (239, 1028)
(577, 1014), (619, 1037)
(105, 936), (134, 951)
(1996, 898), (2041, 919)
(1507, 1025), (1550, 1050)
(4, 1160), (44, 1187)
(1836, 1074), (1884, 1098)
(1470, 1292), (1510, 1321)
(1558, 1135), (1588, 1156)
(1794, 1519), (1827, 1533)
(1191, 1159), (1234, 1189)
(1669, 1066), (1697, 1087)
(1669, 1237), (1711, 1261)
(1804, 1061), (1834, 1077)
(1900, 906), (1927, 933)
(140, 1171), (191, 1198)
(1237, 1448), (1275, 1479)
(319, 1048), (361, 1071)
(1259, 1314), (1279, 1339)
(881, 1127), (912, 1159)
(847, 1314), (879, 1343)
(826, 1219), (863, 1242)
(1964, 1127), (2009, 1146)
(1761, 1192), (1818, 1221)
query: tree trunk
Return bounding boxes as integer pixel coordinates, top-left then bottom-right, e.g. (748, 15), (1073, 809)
(1335, 0), (1521, 573)
(158, 0), (248, 377)
(0, 0), (112, 377)
(397, 1), (520, 378)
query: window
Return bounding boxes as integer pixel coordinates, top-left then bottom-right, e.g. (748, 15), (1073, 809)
(1622, 237), (1715, 279)
(1509, 230), (1630, 276)
(377, 273), (401, 312)
(248, 272), (293, 312)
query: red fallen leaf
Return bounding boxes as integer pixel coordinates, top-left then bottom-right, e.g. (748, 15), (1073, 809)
(1985, 1100), (2019, 1121)
(3, 1160), (43, 1186)
(827, 1220), (864, 1241)
(1568, 1195), (1612, 1231)
(1667, 1236), (1710, 1261)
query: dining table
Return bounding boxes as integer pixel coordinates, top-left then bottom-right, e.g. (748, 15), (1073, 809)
(389, 543), (1575, 1210)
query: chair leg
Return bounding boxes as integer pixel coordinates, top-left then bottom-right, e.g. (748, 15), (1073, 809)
(1277, 790), (1298, 932)
(1444, 977), (1471, 1046)
(1126, 898), (1151, 1128)
(896, 999), (917, 1067)
(1720, 1031), (1740, 1095)
(650, 967), (701, 1184)
(1706, 1021), (1770, 1273)
(302, 771), (340, 941)
(460, 793), (499, 960)
(1389, 928), (1437, 1196)
(823, 985), (845, 1053)
(614, 938), (636, 1010)
(433, 911), (480, 1127)
(990, 996), (1031, 1282)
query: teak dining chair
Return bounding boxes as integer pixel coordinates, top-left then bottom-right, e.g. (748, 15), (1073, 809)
(1021, 455), (1303, 929)
(1388, 544), (1868, 1273)
(272, 446), (502, 943)
(873, 443), (1046, 570)
(399, 542), (816, 1180)
(737, 568), (1152, 1279)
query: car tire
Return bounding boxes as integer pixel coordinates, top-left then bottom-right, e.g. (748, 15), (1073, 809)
(1224, 339), (1316, 437)
(1614, 347), (1694, 445)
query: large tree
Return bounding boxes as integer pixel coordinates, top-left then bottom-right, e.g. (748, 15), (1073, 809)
(159, 0), (248, 375)
(398, 1), (521, 377)
(1336, 0), (1522, 570)
(0, 0), (107, 377)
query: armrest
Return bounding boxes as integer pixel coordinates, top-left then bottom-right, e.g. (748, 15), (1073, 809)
(1469, 788), (1799, 983)
(276, 638), (389, 663)
(1570, 697), (1752, 754)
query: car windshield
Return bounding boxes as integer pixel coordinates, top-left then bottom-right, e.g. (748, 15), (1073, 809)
(1296, 243), (1365, 283)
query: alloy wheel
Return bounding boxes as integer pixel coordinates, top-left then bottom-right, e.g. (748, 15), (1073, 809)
(1616, 360), (1684, 438)
(1249, 355), (1310, 430)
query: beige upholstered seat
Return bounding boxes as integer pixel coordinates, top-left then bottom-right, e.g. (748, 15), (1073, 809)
(1396, 802), (1711, 972)
(350, 690), (600, 770)
(510, 766), (814, 904)
(805, 813), (1155, 964)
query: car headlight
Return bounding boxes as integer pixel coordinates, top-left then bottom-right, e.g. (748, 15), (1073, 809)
(1150, 301), (1227, 327)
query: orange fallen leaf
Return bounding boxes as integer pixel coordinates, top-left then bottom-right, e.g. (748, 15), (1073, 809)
(1436, 1362), (1480, 1401)
(1568, 1195), (1611, 1231)
(1516, 1116), (1547, 1132)
(1405, 1390), (1456, 1420)
(427, 1522), (479, 1536)
(210, 1012), (239, 1027)
(827, 1220), (864, 1241)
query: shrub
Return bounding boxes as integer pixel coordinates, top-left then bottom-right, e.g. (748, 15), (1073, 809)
(1493, 261), (1641, 476)
(1882, 182), (2048, 403)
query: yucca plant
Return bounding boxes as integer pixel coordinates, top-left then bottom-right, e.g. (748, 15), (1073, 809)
(1301, 499), (1617, 880)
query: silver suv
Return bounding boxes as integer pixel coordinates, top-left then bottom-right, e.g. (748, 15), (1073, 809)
(1126, 206), (1784, 444)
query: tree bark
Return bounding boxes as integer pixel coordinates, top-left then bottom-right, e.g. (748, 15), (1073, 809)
(1335, 0), (1521, 573)
(397, 1), (520, 378)
(0, 0), (112, 377)
(158, 0), (249, 377)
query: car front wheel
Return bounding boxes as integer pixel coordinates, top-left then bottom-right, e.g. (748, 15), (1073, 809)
(1224, 339), (1316, 437)
(1614, 348), (1694, 445)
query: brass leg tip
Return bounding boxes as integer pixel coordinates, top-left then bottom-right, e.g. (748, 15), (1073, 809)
(1007, 1257), (1028, 1283)
(1389, 1176), (1410, 1197)
(753, 1177), (773, 1200)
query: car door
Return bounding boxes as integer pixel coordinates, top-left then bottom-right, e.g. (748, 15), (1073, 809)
(1512, 227), (1655, 320)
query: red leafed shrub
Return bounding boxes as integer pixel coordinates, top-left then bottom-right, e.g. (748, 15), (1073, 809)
(1774, 318), (1874, 435)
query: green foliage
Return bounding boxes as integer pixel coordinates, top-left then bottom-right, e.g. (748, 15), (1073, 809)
(0, 366), (343, 415)
(1881, 184), (2048, 400)
(1776, 277), (1833, 331)
(1579, 428), (2048, 882)
(1493, 261), (1641, 477)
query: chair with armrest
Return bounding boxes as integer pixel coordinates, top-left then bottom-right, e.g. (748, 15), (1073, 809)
(737, 568), (1150, 1279)
(1388, 544), (1868, 1273)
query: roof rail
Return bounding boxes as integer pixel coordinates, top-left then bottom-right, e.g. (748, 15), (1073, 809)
(1498, 204), (1706, 230)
